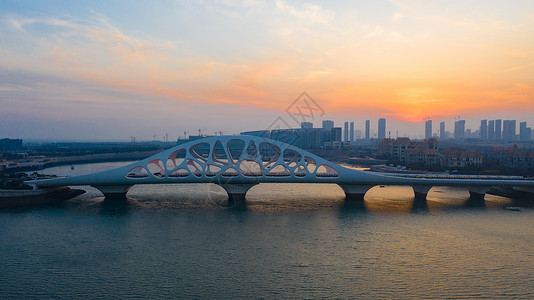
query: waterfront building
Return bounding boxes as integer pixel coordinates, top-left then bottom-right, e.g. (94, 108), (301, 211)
(378, 118), (386, 140)
(489, 146), (534, 169)
(365, 120), (370, 140)
(381, 140), (482, 168)
(440, 148), (483, 168)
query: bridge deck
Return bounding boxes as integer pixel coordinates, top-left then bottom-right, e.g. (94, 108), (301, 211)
(26, 135), (534, 200)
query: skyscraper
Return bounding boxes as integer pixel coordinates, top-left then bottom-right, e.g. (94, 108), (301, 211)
(365, 120), (370, 140)
(440, 121), (446, 140)
(502, 120), (516, 142)
(488, 120), (495, 141)
(322, 120), (334, 131)
(350, 122), (354, 143)
(495, 119), (502, 140)
(378, 118), (386, 140)
(520, 122), (530, 141)
(333, 127), (342, 142)
(425, 120), (432, 139)
(480, 120), (487, 140)
(454, 120), (465, 140)
(301, 122), (313, 129)
(344, 122), (349, 142)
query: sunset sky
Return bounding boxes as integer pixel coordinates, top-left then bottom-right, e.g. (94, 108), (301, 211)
(1, 0), (534, 140)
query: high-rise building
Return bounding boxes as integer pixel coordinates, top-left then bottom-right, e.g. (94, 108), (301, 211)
(350, 122), (354, 143)
(355, 130), (362, 139)
(439, 122), (446, 140)
(344, 122), (349, 142)
(520, 122), (531, 141)
(378, 118), (386, 140)
(322, 120), (334, 131)
(0, 138), (23, 151)
(502, 120), (516, 142)
(301, 122), (313, 129)
(454, 120), (465, 140)
(425, 120), (432, 140)
(365, 120), (370, 139)
(495, 119), (502, 140)
(480, 120), (487, 140)
(488, 120), (495, 141)
(333, 127), (342, 142)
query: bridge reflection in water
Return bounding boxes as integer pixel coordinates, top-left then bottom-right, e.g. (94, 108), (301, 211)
(29, 135), (534, 207)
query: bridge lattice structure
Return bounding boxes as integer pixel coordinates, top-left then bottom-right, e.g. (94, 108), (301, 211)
(30, 135), (534, 204)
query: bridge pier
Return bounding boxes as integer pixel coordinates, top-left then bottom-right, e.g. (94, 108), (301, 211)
(339, 185), (374, 201)
(412, 185), (432, 200)
(217, 183), (258, 207)
(467, 186), (489, 202)
(92, 185), (133, 200)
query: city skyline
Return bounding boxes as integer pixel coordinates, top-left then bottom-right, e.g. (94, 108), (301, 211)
(1, 0), (534, 140)
(9, 116), (534, 142)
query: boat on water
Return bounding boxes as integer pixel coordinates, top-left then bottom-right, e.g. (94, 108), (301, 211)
(0, 186), (85, 208)
(503, 206), (521, 211)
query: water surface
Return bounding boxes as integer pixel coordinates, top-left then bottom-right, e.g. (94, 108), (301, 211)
(2, 162), (533, 298)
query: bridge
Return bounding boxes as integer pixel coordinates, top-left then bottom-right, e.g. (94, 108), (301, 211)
(28, 135), (534, 205)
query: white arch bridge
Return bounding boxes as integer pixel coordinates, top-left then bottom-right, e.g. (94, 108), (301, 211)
(29, 135), (534, 205)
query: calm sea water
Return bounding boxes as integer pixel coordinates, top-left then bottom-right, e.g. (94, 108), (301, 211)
(1, 162), (534, 298)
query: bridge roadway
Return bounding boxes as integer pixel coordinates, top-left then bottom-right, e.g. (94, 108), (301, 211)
(28, 135), (534, 205)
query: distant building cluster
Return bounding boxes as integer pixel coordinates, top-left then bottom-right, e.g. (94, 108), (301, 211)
(242, 118), (392, 149)
(488, 145), (534, 170)
(0, 138), (23, 152)
(241, 115), (534, 151)
(434, 118), (533, 142)
(378, 137), (482, 168)
(241, 121), (342, 149)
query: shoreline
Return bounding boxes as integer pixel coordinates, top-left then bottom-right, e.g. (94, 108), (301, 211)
(2, 150), (160, 173)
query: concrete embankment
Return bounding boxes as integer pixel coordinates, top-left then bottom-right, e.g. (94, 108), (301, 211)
(0, 186), (85, 208)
